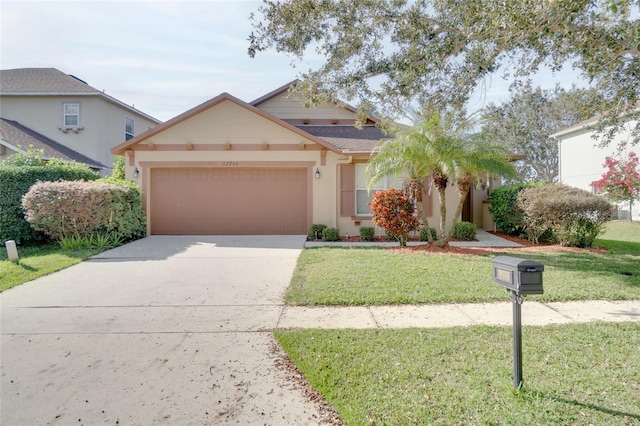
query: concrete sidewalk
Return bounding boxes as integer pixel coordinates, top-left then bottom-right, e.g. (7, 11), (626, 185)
(277, 300), (640, 329)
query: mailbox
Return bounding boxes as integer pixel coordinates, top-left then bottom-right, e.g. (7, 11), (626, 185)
(492, 256), (544, 295)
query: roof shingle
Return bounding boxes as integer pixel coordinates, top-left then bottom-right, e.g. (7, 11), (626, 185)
(0, 118), (106, 169)
(296, 125), (388, 153)
(0, 68), (100, 94)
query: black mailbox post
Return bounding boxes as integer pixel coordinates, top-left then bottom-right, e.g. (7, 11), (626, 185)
(492, 256), (544, 390)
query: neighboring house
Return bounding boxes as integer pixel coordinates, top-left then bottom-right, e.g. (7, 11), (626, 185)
(0, 118), (106, 170)
(552, 116), (639, 221)
(0, 68), (161, 172)
(112, 81), (498, 236)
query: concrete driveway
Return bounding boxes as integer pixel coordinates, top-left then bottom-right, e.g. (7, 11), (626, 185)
(1, 235), (325, 425)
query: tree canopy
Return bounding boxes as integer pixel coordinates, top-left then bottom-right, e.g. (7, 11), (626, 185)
(593, 151), (640, 219)
(249, 0), (639, 147)
(481, 83), (604, 182)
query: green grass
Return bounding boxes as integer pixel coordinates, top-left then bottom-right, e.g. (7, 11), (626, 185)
(279, 221), (640, 424)
(0, 243), (104, 291)
(276, 323), (640, 425)
(288, 247), (640, 305)
(594, 220), (640, 255)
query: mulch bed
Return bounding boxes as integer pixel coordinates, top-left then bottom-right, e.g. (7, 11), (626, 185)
(390, 232), (608, 257)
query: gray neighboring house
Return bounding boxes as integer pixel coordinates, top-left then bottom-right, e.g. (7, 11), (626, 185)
(0, 68), (161, 172)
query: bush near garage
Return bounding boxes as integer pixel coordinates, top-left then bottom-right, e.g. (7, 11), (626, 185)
(22, 179), (146, 243)
(308, 224), (328, 241)
(322, 227), (340, 242)
(517, 183), (612, 247)
(0, 161), (99, 244)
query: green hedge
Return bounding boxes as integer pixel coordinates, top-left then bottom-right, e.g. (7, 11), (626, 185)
(488, 183), (532, 236)
(0, 163), (98, 244)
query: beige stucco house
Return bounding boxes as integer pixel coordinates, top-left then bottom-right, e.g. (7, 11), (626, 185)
(0, 68), (161, 171)
(112, 81), (496, 236)
(552, 115), (639, 221)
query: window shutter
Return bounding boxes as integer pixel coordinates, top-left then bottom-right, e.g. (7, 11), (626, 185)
(340, 164), (355, 216)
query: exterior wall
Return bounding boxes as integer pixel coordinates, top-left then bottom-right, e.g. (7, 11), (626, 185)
(558, 119), (639, 220)
(122, 96), (496, 237)
(334, 173), (485, 238)
(125, 100), (341, 235)
(256, 93), (357, 121)
(0, 95), (158, 172)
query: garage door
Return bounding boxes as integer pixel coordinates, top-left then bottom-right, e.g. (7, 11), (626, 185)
(150, 168), (308, 235)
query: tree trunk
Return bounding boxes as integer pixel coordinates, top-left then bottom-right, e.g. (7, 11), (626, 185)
(451, 177), (473, 236)
(452, 187), (471, 235)
(405, 178), (433, 244)
(415, 189), (434, 244)
(437, 186), (448, 247)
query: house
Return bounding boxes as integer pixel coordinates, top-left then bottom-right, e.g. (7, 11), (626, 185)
(0, 118), (106, 170)
(552, 115), (639, 220)
(112, 81), (497, 236)
(0, 68), (161, 172)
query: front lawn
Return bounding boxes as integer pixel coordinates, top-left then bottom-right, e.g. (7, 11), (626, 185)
(288, 246), (640, 305)
(0, 243), (104, 292)
(276, 322), (640, 425)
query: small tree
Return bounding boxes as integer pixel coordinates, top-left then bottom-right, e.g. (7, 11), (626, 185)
(110, 155), (126, 181)
(370, 188), (419, 247)
(593, 152), (640, 221)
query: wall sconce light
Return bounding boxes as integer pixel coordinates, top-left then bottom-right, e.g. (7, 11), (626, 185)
(133, 167), (140, 178)
(314, 168), (321, 179)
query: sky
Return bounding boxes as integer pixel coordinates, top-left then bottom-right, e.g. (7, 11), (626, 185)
(1, 0), (587, 122)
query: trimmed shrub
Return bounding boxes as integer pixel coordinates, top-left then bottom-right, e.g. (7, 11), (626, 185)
(308, 224), (328, 240)
(489, 183), (531, 236)
(370, 188), (419, 247)
(452, 221), (477, 241)
(0, 162), (98, 244)
(419, 227), (438, 242)
(22, 179), (146, 243)
(97, 178), (147, 241)
(322, 227), (340, 242)
(517, 183), (611, 247)
(359, 226), (375, 241)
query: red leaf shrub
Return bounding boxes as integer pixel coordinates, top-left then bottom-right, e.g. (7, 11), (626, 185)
(370, 188), (419, 247)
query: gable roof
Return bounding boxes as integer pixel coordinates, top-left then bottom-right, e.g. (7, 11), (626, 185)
(0, 118), (106, 169)
(250, 79), (380, 125)
(112, 92), (345, 155)
(0, 68), (161, 124)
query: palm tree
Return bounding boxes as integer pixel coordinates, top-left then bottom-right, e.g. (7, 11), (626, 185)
(449, 136), (519, 239)
(368, 107), (520, 247)
(367, 108), (462, 246)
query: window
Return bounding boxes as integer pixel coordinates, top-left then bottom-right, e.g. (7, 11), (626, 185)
(355, 164), (405, 215)
(63, 103), (80, 127)
(125, 117), (134, 141)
